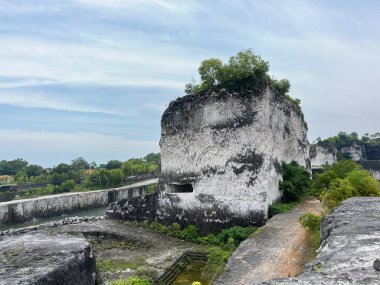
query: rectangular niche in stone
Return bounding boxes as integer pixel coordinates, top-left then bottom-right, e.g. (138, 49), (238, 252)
(166, 183), (194, 193)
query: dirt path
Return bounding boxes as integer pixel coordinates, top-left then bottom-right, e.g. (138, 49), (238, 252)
(215, 197), (322, 285)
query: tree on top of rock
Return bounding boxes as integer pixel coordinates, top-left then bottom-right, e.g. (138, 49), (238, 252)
(185, 49), (296, 107)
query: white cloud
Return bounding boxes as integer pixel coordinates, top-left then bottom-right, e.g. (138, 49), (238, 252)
(74, 0), (202, 13)
(0, 93), (123, 115)
(0, 35), (197, 89)
(0, 129), (159, 167)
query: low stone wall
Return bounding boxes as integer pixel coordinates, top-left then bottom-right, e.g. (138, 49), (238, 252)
(0, 179), (158, 225)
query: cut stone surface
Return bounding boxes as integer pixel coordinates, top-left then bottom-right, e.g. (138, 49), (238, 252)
(0, 231), (96, 285)
(57, 219), (205, 284)
(215, 197), (322, 285)
(262, 197), (380, 284)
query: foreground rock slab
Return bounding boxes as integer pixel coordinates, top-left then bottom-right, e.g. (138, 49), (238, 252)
(265, 197), (380, 284)
(282, 197), (380, 285)
(215, 197), (322, 285)
(0, 231), (96, 285)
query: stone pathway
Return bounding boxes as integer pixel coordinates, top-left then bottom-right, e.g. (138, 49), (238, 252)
(215, 197), (322, 285)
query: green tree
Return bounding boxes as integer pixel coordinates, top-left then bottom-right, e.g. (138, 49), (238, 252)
(0, 158), (28, 175)
(51, 173), (64, 186)
(109, 169), (123, 186)
(60, 180), (76, 193)
(144, 153), (160, 165)
(53, 163), (71, 174)
(24, 164), (45, 177)
(103, 160), (123, 170)
(346, 170), (380, 197)
(71, 157), (90, 170)
(324, 160), (360, 179)
(312, 170), (337, 196)
(280, 161), (311, 202)
(320, 179), (354, 209)
(198, 58), (223, 89)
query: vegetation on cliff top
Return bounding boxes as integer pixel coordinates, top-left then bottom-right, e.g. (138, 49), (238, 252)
(311, 132), (380, 160)
(185, 49), (302, 111)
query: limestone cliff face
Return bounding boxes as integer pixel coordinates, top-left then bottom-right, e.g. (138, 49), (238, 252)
(310, 145), (337, 167)
(158, 84), (309, 231)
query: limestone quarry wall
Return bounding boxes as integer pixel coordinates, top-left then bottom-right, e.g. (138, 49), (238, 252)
(0, 179), (158, 224)
(310, 145), (336, 167)
(158, 85), (309, 231)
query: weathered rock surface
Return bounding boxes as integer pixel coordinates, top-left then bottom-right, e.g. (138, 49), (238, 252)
(157, 84), (309, 231)
(215, 197), (322, 285)
(262, 197), (380, 284)
(0, 231), (96, 285)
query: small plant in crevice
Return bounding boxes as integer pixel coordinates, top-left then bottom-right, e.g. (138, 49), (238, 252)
(299, 212), (322, 256)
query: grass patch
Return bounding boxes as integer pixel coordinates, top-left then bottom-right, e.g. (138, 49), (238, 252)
(126, 221), (257, 251)
(203, 247), (232, 279)
(124, 221), (259, 281)
(109, 277), (151, 285)
(268, 201), (298, 218)
(97, 257), (146, 273)
(87, 235), (150, 251)
(299, 212), (322, 256)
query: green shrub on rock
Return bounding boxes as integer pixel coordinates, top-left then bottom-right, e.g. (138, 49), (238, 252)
(313, 160), (380, 210)
(280, 161), (311, 202)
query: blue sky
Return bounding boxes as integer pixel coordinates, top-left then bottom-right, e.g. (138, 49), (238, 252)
(1, 0), (380, 167)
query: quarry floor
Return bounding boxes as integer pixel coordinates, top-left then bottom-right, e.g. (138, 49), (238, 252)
(215, 197), (323, 285)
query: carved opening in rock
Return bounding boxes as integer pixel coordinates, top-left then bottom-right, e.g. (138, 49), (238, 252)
(167, 183), (193, 193)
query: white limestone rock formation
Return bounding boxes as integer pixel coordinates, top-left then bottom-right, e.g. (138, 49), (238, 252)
(158, 83), (309, 231)
(310, 145), (337, 167)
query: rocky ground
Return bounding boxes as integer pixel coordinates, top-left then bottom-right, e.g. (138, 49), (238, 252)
(0, 217), (205, 285)
(263, 197), (380, 285)
(58, 220), (203, 284)
(0, 230), (96, 285)
(215, 197), (322, 284)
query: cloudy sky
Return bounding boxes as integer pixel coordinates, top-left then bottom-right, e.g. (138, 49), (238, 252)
(1, 0), (380, 167)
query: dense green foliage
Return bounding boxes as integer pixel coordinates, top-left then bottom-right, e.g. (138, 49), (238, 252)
(280, 161), (311, 202)
(268, 161), (311, 218)
(185, 49), (302, 110)
(138, 221), (257, 250)
(313, 160), (380, 210)
(127, 221), (256, 281)
(299, 213), (321, 232)
(0, 153), (160, 201)
(0, 158), (44, 177)
(315, 132), (359, 150)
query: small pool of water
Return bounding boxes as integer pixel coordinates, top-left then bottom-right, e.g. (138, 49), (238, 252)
(0, 206), (107, 232)
(172, 261), (211, 285)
